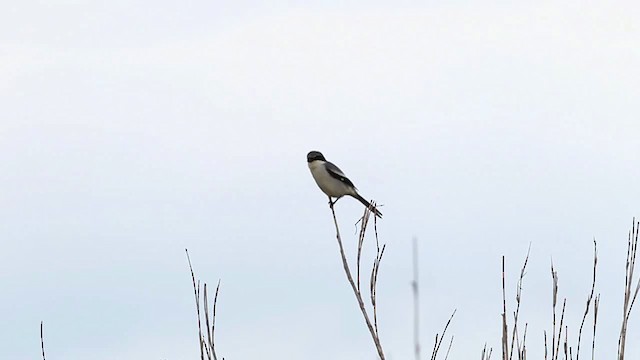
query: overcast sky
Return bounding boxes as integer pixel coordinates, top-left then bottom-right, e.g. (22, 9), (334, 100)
(2, 1), (640, 359)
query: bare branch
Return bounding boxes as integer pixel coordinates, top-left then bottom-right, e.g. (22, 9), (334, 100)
(551, 261), (559, 360)
(544, 331), (548, 360)
(356, 209), (368, 292)
(509, 244), (531, 360)
(481, 343), (493, 360)
(592, 294), (599, 360)
(618, 218), (640, 360)
(186, 249), (206, 360)
(576, 239), (598, 360)
(431, 310), (456, 360)
(519, 323), (528, 360)
(330, 201), (385, 359)
(40, 321), (46, 360)
(555, 299), (567, 360)
(186, 249), (223, 360)
(502, 256), (508, 360)
(444, 336), (454, 360)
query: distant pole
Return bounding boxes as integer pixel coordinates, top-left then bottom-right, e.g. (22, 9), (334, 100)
(412, 237), (420, 360)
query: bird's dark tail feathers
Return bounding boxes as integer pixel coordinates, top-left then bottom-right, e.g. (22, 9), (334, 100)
(352, 193), (383, 218)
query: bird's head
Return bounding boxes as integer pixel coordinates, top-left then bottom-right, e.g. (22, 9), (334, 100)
(307, 151), (326, 163)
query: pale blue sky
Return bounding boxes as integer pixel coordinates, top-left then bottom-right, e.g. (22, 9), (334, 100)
(1, 1), (640, 359)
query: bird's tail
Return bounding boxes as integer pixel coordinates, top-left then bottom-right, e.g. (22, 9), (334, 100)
(352, 193), (383, 218)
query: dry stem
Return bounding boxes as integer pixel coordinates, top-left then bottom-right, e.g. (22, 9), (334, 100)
(618, 218), (640, 360)
(431, 310), (456, 360)
(481, 343), (493, 360)
(40, 321), (46, 360)
(186, 249), (223, 360)
(576, 239), (598, 360)
(330, 201), (385, 359)
(500, 246), (531, 360)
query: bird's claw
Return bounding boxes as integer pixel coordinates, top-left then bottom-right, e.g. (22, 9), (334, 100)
(327, 196), (342, 208)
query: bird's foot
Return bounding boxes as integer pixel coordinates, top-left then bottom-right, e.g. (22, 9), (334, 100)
(327, 196), (343, 208)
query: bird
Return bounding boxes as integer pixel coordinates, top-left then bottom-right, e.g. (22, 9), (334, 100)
(307, 150), (382, 218)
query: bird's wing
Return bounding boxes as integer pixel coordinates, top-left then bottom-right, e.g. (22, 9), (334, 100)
(324, 161), (357, 189)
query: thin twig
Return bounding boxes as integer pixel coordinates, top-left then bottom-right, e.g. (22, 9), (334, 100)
(576, 239), (598, 360)
(203, 284), (214, 360)
(186, 249), (206, 360)
(444, 336), (454, 360)
(370, 244), (386, 336)
(330, 202), (385, 359)
(618, 218), (640, 360)
(520, 323), (528, 360)
(555, 299), (567, 360)
(212, 280), (221, 359)
(202, 281), (221, 360)
(40, 321), (46, 360)
(186, 249), (222, 360)
(356, 211), (368, 292)
(551, 261), (559, 360)
(502, 256), (508, 360)
(481, 343), (493, 360)
(563, 325), (568, 360)
(509, 244), (531, 360)
(544, 331), (548, 360)
(592, 294), (599, 360)
(369, 210), (385, 337)
(431, 310), (456, 360)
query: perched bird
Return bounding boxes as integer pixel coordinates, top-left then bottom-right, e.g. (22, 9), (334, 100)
(307, 150), (382, 218)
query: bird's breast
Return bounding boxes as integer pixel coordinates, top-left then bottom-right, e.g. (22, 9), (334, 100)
(308, 160), (353, 197)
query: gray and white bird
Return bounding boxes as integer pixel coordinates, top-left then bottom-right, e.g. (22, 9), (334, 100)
(307, 150), (382, 218)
